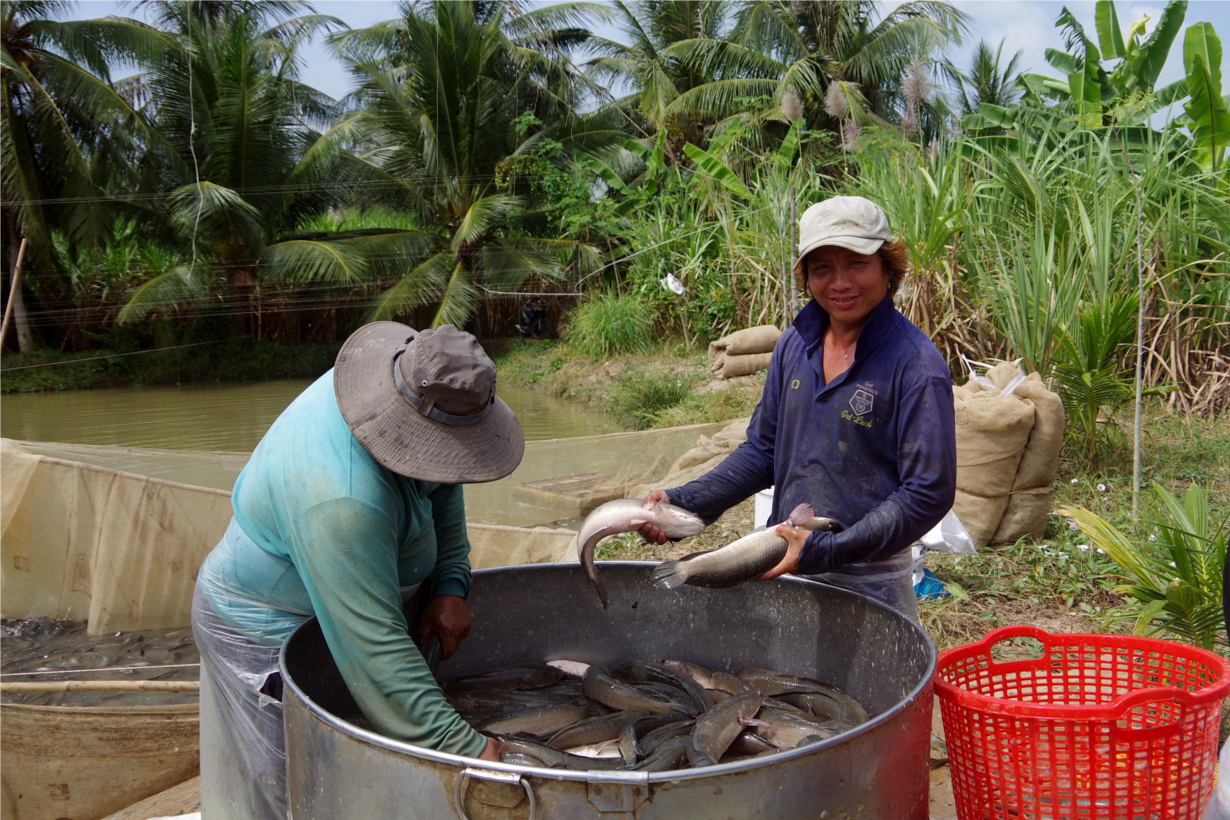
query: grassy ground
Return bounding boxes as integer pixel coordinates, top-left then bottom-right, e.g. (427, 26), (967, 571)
(1, 339), (341, 393)
(496, 339), (1230, 657)
(495, 339), (766, 430)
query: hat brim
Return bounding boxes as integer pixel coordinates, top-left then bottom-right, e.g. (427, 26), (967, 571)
(334, 322), (525, 484)
(796, 234), (885, 267)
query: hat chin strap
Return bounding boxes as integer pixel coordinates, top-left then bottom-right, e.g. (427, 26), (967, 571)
(393, 353), (494, 427)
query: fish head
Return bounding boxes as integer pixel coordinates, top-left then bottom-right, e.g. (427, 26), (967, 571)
(786, 503), (816, 527)
(654, 504), (706, 537)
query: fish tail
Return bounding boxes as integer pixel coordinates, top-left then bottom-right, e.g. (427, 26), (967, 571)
(651, 560), (687, 590)
(597, 577), (609, 610)
(787, 503), (815, 526)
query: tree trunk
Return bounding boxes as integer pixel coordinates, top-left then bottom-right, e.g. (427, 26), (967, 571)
(6, 233), (34, 352)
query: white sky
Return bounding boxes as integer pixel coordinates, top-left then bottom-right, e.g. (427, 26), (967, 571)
(70, 0), (1230, 115)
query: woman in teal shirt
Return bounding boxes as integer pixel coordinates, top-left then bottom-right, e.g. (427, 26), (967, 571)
(192, 323), (525, 820)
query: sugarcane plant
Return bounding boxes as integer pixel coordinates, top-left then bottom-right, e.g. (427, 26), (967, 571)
(1063, 483), (1228, 651)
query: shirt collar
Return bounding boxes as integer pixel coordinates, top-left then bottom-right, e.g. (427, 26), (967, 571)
(793, 294), (899, 360)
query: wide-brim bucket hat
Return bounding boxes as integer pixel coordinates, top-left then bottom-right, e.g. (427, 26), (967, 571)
(334, 322), (525, 483)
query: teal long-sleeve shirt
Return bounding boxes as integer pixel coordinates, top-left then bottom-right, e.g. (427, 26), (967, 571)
(197, 370), (485, 757)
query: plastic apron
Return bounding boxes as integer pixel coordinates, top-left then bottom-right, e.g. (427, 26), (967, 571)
(804, 549), (922, 623)
(192, 518), (422, 820)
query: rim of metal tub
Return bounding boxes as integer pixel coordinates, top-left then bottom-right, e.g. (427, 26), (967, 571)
(279, 561), (937, 787)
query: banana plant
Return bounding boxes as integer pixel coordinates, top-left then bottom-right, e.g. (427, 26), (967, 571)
(1181, 22), (1229, 174)
(964, 0), (1193, 131)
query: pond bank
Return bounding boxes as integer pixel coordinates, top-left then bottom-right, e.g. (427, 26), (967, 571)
(492, 339), (765, 431)
(0, 339), (341, 394)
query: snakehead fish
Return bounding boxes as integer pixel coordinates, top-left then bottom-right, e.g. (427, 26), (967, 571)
(577, 498), (705, 608)
(651, 503), (841, 590)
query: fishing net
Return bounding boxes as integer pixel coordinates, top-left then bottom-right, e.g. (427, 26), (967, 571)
(1, 421), (734, 631)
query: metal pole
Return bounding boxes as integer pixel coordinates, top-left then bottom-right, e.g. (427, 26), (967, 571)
(1131, 245), (1147, 519)
(0, 237), (29, 352)
(789, 182), (798, 319)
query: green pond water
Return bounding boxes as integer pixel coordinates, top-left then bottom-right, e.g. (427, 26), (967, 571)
(0, 377), (618, 450)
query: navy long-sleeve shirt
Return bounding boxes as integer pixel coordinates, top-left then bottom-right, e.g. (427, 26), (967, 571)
(667, 295), (956, 574)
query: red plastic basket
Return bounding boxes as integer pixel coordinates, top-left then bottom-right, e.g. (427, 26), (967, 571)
(935, 626), (1230, 820)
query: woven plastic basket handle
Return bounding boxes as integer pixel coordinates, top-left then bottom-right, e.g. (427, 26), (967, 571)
(977, 624), (1053, 665)
(1106, 685), (1199, 743)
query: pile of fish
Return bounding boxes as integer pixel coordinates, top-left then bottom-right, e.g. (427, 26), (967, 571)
(442, 658), (869, 771)
(578, 498), (840, 608)
(1, 618), (199, 707)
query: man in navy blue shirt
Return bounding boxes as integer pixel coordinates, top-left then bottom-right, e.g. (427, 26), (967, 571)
(641, 196), (956, 619)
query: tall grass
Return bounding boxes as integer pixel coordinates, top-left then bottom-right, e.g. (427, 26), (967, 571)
(566, 291), (657, 359)
(848, 124), (1230, 423)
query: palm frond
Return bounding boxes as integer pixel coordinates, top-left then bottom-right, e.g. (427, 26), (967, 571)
(262, 239), (367, 283)
(116, 261), (216, 323)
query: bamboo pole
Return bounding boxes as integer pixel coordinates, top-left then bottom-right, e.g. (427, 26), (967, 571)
(2, 680), (200, 694)
(1, 237), (29, 351)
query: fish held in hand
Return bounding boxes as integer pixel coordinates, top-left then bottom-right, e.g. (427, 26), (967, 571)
(652, 504), (840, 590)
(578, 498), (705, 608)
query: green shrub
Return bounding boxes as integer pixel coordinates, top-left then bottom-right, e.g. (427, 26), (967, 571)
(566, 292), (656, 360)
(609, 370), (699, 428)
(653, 374), (765, 428)
(1064, 483), (1227, 651)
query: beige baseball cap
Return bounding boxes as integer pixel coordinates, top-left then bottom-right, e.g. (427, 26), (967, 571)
(796, 196), (892, 264)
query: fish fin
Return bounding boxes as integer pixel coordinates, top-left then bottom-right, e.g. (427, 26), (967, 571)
(680, 550), (714, 561)
(787, 503), (815, 526)
(651, 560), (687, 590)
(693, 752), (718, 768)
(597, 577), (609, 609)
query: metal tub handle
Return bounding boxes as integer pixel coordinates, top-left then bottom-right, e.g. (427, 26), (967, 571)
(454, 767), (536, 820)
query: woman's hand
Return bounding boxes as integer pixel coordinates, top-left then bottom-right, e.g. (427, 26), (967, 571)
(418, 594), (472, 660)
(638, 490), (671, 544)
(754, 524), (809, 581)
(478, 735), (504, 762)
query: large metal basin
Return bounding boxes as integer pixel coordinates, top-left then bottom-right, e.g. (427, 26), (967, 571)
(281, 562), (936, 819)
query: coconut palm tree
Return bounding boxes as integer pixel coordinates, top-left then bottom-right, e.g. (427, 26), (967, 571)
(947, 38), (1023, 119)
(1, 0), (158, 348)
(585, 1), (730, 140)
(318, 0), (610, 328)
(111, 1), (360, 325)
(662, 0), (969, 135)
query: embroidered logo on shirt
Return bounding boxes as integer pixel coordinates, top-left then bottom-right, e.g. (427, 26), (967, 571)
(849, 389), (875, 416)
(791, 379), (800, 389)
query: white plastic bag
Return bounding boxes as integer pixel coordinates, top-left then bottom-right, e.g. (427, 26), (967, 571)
(1203, 740), (1230, 819)
(914, 510), (977, 556)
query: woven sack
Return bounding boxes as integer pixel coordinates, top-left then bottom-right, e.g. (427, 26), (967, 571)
(954, 385), (1036, 498)
(716, 352), (773, 379)
(1011, 375), (1064, 490)
(991, 486), (1056, 545)
(952, 489), (1010, 547)
(708, 325), (782, 362)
